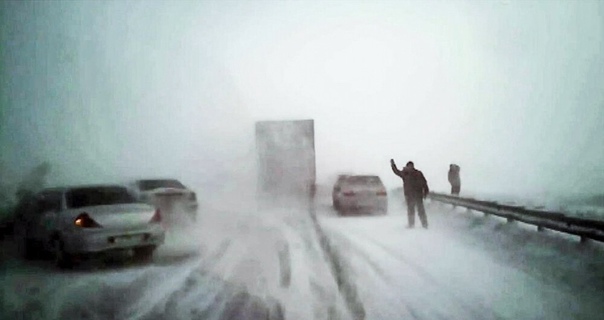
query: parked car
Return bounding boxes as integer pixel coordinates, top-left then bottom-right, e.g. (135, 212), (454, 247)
(13, 185), (165, 268)
(128, 179), (198, 225)
(332, 175), (388, 215)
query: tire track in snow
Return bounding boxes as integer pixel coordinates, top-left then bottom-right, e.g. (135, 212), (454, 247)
(309, 203), (366, 320)
(320, 225), (442, 320)
(136, 238), (235, 319)
(323, 231), (390, 282)
(140, 234), (286, 320)
(278, 242), (291, 288)
(325, 223), (501, 320)
(53, 238), (235, 320)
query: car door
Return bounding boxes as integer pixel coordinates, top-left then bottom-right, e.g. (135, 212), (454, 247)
(30, 191), (63, 243)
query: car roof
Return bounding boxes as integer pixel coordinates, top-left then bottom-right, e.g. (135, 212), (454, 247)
(343, 175), (383, 183)
(40, 184), (130, 193)
(341, 175), (381, 180)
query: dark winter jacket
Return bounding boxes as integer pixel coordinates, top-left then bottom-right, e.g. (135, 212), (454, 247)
(448, 164), (461, 187)
(392, 165), (429, 198)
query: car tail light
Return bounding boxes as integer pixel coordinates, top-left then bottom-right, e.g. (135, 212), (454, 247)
(150, 209), (162, 223)
(343, 191), (355, 196)
(74, 213), (102, 228)
(377, 190), (387, 196)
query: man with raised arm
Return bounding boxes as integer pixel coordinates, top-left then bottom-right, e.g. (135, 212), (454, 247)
(391, 159), (430, 229)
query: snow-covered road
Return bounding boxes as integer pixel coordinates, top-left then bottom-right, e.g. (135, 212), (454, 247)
(319, 199), (604, 320)
(1, 196), (603, 320)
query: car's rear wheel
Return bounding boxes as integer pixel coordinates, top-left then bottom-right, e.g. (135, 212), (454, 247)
(18, 226), (39, 260)
(23, 238), (39, 260)
(133, 245), (156, 262)
(53, 239), (74, 269)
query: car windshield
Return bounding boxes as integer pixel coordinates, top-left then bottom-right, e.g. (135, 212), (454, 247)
(137, 179), (186, 191)
(66, 187), (136, 209)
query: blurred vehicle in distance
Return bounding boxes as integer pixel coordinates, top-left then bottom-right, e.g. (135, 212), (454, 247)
(332, 175), (388, 215)
(128, 178), (198, 226)
(255, 119), (316, 202)
(13, 185), (165, 268)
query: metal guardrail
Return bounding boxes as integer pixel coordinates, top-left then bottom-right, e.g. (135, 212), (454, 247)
(428, 192), (604, 243)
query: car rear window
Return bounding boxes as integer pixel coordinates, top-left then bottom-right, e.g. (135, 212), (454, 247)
(137, 179), (186, 191)
(347, 176), (383, 186)
(66, 187), (136, 209)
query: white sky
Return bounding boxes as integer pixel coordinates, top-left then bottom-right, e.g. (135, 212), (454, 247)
(1, 0), (603, 197)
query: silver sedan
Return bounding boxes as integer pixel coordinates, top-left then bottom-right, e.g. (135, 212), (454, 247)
(13, 184), (165, 268)
(332, 175), (388, 215)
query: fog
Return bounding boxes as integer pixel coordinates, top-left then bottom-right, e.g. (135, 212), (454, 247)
(1, 0), (603, 199)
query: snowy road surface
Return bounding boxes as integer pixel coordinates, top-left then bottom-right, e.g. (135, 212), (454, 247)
(319, 197), (604, 320)
(1, 196), (603, 320)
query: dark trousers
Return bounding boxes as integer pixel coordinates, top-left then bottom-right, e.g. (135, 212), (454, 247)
(405, 196), (428, 227)
(451, 184), (460, 195)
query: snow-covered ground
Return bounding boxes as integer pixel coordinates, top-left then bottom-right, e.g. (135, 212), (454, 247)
(318, 198), (604, 320)
(1, 194), (603, 320)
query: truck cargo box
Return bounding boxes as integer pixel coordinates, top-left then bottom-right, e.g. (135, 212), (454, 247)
(255, 119), (316, 200)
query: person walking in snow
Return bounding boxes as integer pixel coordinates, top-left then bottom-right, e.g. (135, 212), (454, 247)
(448, 164), (461, 196)
(390, 159), (430, 228)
